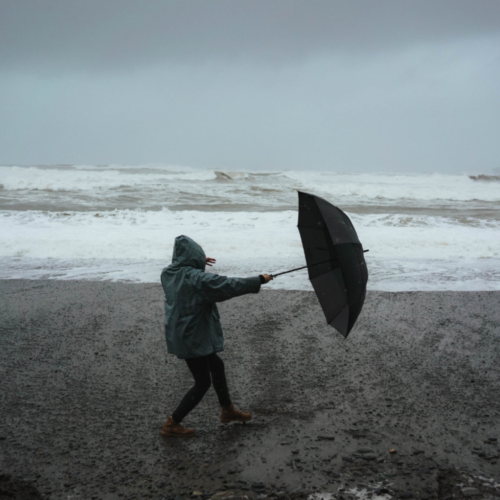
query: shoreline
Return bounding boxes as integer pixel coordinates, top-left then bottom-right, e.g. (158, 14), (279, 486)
(1, 280), (500, 500)
(2, 260), (500, 293)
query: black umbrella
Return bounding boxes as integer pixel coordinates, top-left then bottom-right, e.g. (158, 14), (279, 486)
(272, 191), (368, 338)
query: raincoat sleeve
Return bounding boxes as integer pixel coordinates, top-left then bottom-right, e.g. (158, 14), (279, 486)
(197, 273), (261, 303)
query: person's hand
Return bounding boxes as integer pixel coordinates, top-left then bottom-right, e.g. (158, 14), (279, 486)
(206, 257), (216, 267)
(261, 274), (273, 283)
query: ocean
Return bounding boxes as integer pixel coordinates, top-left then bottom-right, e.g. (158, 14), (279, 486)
(1, 164), (499, 291)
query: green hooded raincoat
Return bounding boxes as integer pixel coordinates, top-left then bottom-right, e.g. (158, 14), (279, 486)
(161, 235), (262, 359)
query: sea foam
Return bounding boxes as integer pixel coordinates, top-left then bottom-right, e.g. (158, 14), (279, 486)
(1, 164), (499, 290)
(1, 208), (499, 290)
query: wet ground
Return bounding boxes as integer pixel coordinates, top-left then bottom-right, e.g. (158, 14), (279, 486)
(1, 280), (500, 500)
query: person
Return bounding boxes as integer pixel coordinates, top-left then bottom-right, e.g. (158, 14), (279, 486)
(160, 235), (273, 437)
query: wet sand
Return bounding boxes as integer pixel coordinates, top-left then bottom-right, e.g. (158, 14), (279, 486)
(1, 280), (500, 500)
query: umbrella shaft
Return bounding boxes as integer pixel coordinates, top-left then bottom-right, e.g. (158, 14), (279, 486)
(272, 249), (369, 278)
(271, 259), (331, 278)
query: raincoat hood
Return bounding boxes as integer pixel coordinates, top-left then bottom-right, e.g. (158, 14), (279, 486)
(172, 235), (206, 270)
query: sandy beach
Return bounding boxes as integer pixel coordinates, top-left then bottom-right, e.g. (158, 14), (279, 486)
(1, 280), (500, 500)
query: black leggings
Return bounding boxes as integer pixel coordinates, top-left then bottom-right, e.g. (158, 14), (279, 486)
(172, 353), (231, 423)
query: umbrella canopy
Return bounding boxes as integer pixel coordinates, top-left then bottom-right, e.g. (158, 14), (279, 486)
(297, 191), (368, 338)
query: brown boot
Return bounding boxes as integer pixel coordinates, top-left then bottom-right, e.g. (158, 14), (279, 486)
(161, 416), (195, 437)
(220, 404), (252, 424)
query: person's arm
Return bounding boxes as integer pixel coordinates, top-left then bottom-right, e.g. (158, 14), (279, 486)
(197, 272), (272, 303)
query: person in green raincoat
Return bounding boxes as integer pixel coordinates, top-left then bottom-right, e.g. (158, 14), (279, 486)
(160, 235), (273, 436)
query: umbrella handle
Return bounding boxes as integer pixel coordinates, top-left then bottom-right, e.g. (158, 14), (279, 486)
(271, 250), (369, 278)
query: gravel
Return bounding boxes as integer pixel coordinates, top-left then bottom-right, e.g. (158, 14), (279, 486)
(1, 280), (500, 500)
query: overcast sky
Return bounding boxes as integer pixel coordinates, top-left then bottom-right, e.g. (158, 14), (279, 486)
(1, 0), (499, 173)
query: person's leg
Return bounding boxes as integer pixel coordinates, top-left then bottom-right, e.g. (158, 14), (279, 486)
(207, 353), (231, 407)
(172, 356), (211, 423)
(208, 353), (253, 423)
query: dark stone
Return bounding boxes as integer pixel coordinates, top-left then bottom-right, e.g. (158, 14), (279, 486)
(252, 482), (266, 491)
(400, 491), (413, 499)
(0, 474), (44, 499)
(461, 487), (481, 497)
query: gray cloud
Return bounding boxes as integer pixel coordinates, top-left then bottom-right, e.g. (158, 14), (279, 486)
(1, 1), (499, 172)
(1, 0), (500, 73)
(1, 40), (499, 172)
